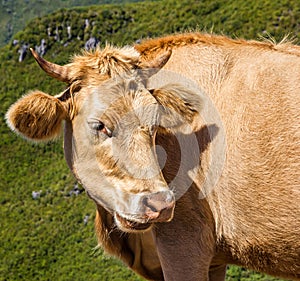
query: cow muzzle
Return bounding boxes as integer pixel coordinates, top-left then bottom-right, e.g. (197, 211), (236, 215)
(142, 191), (175, 222)
(115, 190), (175, 233)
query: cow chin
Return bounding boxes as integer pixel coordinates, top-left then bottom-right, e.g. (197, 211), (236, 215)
(114, 213), (153, 233)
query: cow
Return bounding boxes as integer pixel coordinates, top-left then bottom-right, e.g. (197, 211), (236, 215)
(6, 32), (300, 281)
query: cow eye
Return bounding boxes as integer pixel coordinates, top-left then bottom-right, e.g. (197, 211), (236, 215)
(94, 122), (105, 131)
(88, 121), (112, 137)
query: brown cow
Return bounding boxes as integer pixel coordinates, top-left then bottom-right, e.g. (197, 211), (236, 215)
(6, 33), (300, 281)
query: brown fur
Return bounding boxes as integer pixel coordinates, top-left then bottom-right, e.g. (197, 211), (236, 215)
(95, 204), (164, 280)
(135, 32), (300, 59)
(6, 91), (67, 141)
(6, 32), (300, 281)
(70, 46), (139, 82)
(151, 84), (202, 129)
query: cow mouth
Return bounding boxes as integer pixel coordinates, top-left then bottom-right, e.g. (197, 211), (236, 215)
(115, 213), (152, 232)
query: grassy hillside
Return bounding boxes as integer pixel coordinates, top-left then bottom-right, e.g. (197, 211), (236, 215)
(0, 0), (153, 48)
(1, 0), (299, 280)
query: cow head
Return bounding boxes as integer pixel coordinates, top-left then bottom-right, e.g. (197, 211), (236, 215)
(6, 46), (203, 233)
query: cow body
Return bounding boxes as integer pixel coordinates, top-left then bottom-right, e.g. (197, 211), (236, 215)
(137, 35), (300, 280)
(6, 33), (300, 281)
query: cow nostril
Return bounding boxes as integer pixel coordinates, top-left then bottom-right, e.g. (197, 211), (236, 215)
(143, 197), (159, 213)
(143, 191), (175, 213)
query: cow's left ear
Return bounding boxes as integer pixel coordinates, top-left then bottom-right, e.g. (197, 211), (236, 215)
(150, 84), (203, 131)
(6, 91), (67, 142)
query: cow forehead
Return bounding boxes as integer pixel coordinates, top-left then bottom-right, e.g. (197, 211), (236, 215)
(81, 78), (160, 127)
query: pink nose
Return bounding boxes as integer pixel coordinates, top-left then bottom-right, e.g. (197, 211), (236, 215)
(142, 191), (175, 222)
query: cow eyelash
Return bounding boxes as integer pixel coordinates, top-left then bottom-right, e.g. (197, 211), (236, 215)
(88, 121), (112, 137)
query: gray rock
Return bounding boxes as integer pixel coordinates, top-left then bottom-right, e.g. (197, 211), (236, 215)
(84, 37), (99, 50)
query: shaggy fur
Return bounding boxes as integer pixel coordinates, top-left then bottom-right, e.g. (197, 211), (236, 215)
(135, 32), (300, 59)
(6, 91), (67, 141)
(151, 84), (203, 129)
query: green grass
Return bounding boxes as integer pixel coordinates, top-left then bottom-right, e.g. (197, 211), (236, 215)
(0, 0), (154, 48)
(1, 0), (299, 280)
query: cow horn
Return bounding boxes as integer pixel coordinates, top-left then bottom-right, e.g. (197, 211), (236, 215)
(30, 48), (70, 83)
(138, 49), (172, 77)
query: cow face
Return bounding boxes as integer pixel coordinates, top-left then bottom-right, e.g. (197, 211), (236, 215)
(6, 48), (203, 233)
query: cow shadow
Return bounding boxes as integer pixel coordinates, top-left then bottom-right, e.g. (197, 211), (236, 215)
(155, 124), (220, 199)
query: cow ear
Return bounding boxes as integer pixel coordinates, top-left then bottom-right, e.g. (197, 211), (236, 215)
(151, 84), (203, 131)
(6, 91), (67, 142)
